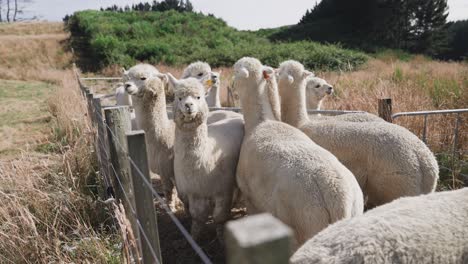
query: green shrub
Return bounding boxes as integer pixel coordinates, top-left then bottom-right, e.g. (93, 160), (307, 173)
(66, 10), (369, 71)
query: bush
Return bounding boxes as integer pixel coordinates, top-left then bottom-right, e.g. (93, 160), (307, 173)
(66, 10), (368, 71)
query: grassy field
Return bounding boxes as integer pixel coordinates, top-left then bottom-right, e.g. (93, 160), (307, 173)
(0, 20), (467, 263)
(0, 22), (121, 263)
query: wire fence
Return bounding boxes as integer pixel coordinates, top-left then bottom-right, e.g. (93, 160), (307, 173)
(76, 71), (467, 263)
(392, 110), (468, 188)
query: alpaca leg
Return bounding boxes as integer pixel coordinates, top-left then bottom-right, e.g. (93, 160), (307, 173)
(188, 196), (211, 241)
(213, 196), (233, 243)
(162, 176), (175, 204)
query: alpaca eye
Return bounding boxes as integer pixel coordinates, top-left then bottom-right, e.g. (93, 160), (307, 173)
(178, 97), (182, 101)
(315, 84), (320, 88)
(140, 77), (147, 81)
(197, 96), (201, 100)
(197, 73), (203, 77)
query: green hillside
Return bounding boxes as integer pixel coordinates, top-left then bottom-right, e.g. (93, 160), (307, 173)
(66, 10), (368, 71)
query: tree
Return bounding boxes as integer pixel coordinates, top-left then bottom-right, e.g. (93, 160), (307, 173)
(184, 0), (193, 12)
(410, 0), (449, 55)
(274, 0), (450, 56)
(7, 0), (10, 22)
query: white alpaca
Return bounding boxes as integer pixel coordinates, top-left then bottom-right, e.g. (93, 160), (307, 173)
(115, 81), (138, 129)
(122, 64), (161, 130)
(291, 188), (468, 264)
(180, 61), (242, 121)
(125, 73), (176, 204)
(304, 76), (384, 122)
(169, 74), (244, 241)
(277, 60), (439, 208)
(233, 57), (363, 247)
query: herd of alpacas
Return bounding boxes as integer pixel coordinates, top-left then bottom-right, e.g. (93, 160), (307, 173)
(114, 57), (468, 263)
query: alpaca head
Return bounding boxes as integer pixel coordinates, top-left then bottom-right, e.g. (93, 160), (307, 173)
(168, 73), (208, 130)
(122, 64), (160, 96)
(277, 60), (314, 87)
(233, 57), (275, 94)
(181, 61), (220, 92)
(305, 76), (334, 103)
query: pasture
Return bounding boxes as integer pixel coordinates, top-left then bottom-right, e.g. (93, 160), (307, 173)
(0, 20), (467, 263)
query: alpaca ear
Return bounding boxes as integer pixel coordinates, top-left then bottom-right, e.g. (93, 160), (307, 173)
(303, 70), (314, 78)
(156, 73), (168, 84)
(237, 67), (249, 78)
(166, 73), (179, 88)
(121, 67), (127, 75)
(262, 66), (274, 80)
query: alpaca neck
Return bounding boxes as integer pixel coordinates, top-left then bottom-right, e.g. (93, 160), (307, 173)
(206, 85), (221, 108)
(306, 96), (323, 110)
(239, 79), (277, 133)
(134, 93), (172, 148)
(175, 123), (208, 159)
(281, 85), (309, 128)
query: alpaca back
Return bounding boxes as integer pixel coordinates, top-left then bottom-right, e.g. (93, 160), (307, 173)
(291, 188), (468, 264)
(237, 120), (363, 245)
(301, 119), (438, 205)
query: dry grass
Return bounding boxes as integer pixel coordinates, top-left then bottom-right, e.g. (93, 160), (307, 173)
(0, 22), (120, 263)
(0, 22), (64, 35)
(0, 22), (71, 83)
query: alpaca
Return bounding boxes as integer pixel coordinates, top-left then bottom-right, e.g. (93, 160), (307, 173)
(169, 74), (244, 241)
(304, 75), (384, 122)
(125, 73), (176, 204)
(180, 61), (242, 121)
(122, 64), (161, 130)
(277, 60), (438, 208)
(291, 188), (468, 264)
(115, 82), (137, 129)
(233, 57), (363, 247)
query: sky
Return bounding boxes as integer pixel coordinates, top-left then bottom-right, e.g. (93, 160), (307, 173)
(26, 0), (468, 30)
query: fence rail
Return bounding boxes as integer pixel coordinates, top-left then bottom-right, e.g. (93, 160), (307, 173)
(75, 69), (467, 263)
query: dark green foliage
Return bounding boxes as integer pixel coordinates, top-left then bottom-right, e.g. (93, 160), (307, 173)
(439, 20), (468, 60)
(272, 0), (451, 57)
(101, 0), (194, 13)
(66, 10), (368, 71)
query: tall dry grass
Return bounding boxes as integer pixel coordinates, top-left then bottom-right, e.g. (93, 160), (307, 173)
(0, 23), (71, 83)
(0, 22), (64, 35)
(0, 23), (121, 263)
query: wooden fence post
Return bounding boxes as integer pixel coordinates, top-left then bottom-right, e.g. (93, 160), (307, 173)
(127, 130), (163, 264)
(104, 106), (141, 249)
(378, 98), (393, 123)
(225, 213), (293, 264)
(93, 96), (113, 197)
(86, 92), (96, 125)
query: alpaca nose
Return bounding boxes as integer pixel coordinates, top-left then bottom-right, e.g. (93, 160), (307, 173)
(326, 86), (333, 94)
(185, 102), (193, 111)
(125, 83), (131, 90)
(212, 75), (218, 81)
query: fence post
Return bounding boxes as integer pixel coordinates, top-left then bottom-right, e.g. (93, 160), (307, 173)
(104, 106), (141, 251)
(225, 213), (293, 264)
(86, 92), (97, 125)
(127, 130), (163, 264)
(378, 98), (393, 123)
(93, 96), (113, 197)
